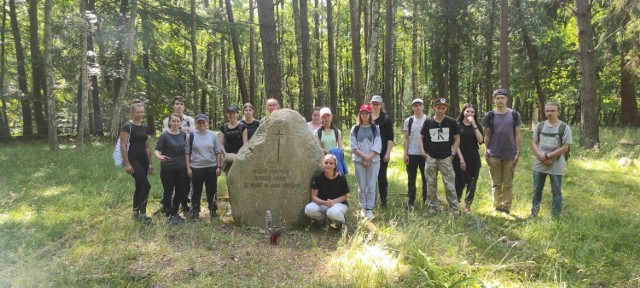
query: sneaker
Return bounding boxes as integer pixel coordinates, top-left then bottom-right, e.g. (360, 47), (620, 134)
(360, 209), (367, 218)
(181, 205), (192, 213)
(210, 210), (219, 219)
(190, 211), (200, 221)
(226, 209), (233, 216)
(366, 209), (375, 220)
(329, 221), (339, 229)
(427, 208), (438, 216)
(380, 201), (387, 209)
(168, 214), (185, 225)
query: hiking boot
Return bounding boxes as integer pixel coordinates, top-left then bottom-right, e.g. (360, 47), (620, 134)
(168, 214), (185, 225)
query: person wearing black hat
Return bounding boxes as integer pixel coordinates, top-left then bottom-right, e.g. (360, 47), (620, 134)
(185, 114), (223, 220)
(418, 98), (461, 216)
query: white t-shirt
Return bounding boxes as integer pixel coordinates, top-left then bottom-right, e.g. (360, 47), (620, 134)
(403, 115), (428, 155)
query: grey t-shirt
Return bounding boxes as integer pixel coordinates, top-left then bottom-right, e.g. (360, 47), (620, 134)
(533, 121), (572, 175)
(403, 115), (428, 155)
(483, 109), (522, 160)
(187, 130), (223, 169)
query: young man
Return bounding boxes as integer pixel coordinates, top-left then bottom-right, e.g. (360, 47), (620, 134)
(530, 102), (572, 218)
(161, 96), (195, 213)
(483, 89), (522, 215)
(403, 98), (429, 209)
(418, 98), (460, 215)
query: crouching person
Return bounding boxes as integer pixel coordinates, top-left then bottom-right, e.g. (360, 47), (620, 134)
(305, 154), (350, 230)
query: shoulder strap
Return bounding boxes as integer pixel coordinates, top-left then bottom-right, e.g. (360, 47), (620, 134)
(487, 111), (495, 131)
(333, 127), (339, 141)
(535, 121), (544, 139)
(189, 132), (195, 156)
(354, 125), (360, 138)
(408, 116), (414, 136)
(512, 110), (519, 134)
(558, 123), (567, 145)
(317, 128), (323, 140)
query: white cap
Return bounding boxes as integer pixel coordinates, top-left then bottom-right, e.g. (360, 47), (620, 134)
(370, 95), (383, 103)
(319, 107), (332, 116)
(411, 98), (424, 105)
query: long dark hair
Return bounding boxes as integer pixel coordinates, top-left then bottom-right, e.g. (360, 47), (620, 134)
(456, 103), (482, 128)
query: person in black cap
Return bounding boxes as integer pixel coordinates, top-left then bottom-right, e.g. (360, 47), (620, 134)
(219, 105), (248, 155)
(418, 98), (461, 216)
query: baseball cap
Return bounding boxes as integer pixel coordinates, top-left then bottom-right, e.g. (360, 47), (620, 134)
(195, 114), (208, 122)
(492, 88), (509, 97)
(359, 104), (372, 113)
(370, 95), (383, 103)
(319, 107), (332, 116)
(411, 98), (424, 105)
(433, 98), (449, 107)
(226, 105), (239, 113)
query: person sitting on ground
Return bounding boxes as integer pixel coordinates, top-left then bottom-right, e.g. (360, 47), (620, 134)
(304, 154), (350, 230)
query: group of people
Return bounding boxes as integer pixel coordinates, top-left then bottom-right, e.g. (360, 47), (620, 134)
(120, 96), (282, 224)
(305, 89), (572, 230)
(120, 90), (572, 227)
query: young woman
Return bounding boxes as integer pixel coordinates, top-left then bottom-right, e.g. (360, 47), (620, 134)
(314, 107), (343, 154)
(454, 103), (484, 213)
(350, 104), (382, 220)
(155, 113), (189, 225)
(120, 99), (153, 224)
(370, 95), (394, 209)
(219, 105), (248, 155)
(304, 154), (350, 230)
(240, 103), (260, 140)
(186, 114), (223, 220)
(307, 107), (322, 133)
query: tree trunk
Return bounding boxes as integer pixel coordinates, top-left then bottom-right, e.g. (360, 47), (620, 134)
(575, 0), (600, 148)
(0, 4), (9, 140)
(327, 0), (338, 114)
(499, 0), (510, 105)
(292, 0), (304, 108)
(190, 0), (199, 106)
(78, 0), (90, 145)
(112, 0), (128, 103)
(383, 0), (394, 119)
(299, 0), (313, 120)
(225, 0), (249, 104)
(619, 1), (639, 126)
(313, 0), (323, 106)
(257, 0), (282, 102)
(349, 0), (364, 109)
(87, 0), (103, 136)
(364, 0), (380, 98)
(201, 43), (212, 114)
(410, 0), (417, 100)
(9, 0), (33, 136)
(249, 0), (256, 105)
(28, 0), (47, 136)
(44, 0), (56, 148)
(141, 14), (156, 135)
(109, 0), (138, 139)
(483, 0), (498, 113)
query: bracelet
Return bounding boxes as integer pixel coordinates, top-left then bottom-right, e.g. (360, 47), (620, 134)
(460, 162), (466, 165)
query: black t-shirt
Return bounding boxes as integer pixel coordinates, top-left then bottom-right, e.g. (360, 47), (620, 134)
(220, 122), (247, 154)
(457, 122), (483, 161)
(310, 172), (350, 205)
(419, 116), (459, 159)
(240, 119), (260, 140)
(120, 122), (148, 155)
(155, 131), (187, 171)
(373, 112), (394, 154)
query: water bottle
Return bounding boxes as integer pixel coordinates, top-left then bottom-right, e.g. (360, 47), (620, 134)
(265, 210), (273, 234)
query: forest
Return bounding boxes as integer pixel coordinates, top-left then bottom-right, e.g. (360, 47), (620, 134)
(0, 0), (638, 149)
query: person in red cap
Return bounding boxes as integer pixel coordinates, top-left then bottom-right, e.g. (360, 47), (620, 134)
(418, 98), (461, 216)
(350, 104), (382, 220)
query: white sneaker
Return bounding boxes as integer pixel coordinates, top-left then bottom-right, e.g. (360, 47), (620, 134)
(360, 209), (367, 218)
(226, 209), (233, 216)
(366, 209), (375, 220)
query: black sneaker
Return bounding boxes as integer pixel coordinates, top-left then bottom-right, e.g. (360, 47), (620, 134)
(210, 210), (219, 219)
(181, 205), (192, 213)
(190, 211), (200, 221)
(135, 215), (152, 225)
(380, 201), (388, 209)
(168, 214), (185, 225)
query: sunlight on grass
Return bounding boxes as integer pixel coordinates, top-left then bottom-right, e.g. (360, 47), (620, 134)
(0, 204), (36, 224)
(41, 185), (70, 197)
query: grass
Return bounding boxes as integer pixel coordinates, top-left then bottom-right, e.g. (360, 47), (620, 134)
(0, 126), (639, 287)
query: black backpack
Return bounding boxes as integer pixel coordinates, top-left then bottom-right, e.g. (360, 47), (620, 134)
(317, 127), (340, 142)
(486, 110), (519, 134)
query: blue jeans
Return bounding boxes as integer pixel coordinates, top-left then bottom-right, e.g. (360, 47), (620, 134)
(531, 171), (563, 216)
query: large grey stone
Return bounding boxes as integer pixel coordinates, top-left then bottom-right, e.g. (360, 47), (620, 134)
(227, 109), (323, 228)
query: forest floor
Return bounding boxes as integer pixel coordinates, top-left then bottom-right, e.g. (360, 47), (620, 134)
(0, 127), (639, 287)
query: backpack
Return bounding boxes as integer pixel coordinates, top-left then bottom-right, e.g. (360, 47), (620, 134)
(113, 122), (132, 167)
(535, 121), (570, 162)
(188, 132), (195, 156)
(407, 116), (414, 136)
(354, 124), (378, 139)
(317, 127), (340, 142)
(486, 110), (519, 134)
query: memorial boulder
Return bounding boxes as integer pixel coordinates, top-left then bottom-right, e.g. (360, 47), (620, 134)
(226, 109), (323, 228)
